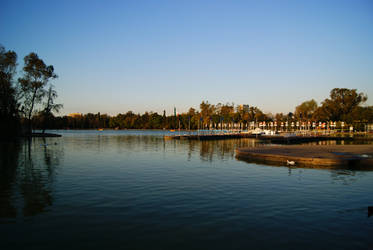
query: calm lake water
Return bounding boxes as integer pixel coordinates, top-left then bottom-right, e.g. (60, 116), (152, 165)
(1, 130), (372, 249)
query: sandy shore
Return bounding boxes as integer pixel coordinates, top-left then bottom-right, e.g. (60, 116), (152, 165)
(236, 145), (373, 168)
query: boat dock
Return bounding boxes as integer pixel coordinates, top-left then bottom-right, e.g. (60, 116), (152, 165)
(164, 133), (355, 143)
(164, 133), (243, 140)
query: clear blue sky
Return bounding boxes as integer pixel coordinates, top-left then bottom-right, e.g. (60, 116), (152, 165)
(1, 0), (372, 115)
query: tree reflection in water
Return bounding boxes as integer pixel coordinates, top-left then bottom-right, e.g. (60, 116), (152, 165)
(0, 142), (19, 219)
(0, 138), (63, 221)
(196, 138), (268, 162)
(330, 170), (367, 186)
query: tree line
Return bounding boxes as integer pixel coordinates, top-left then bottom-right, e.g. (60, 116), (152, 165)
(31, 88), (373, 131)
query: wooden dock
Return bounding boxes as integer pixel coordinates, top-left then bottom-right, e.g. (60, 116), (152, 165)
(236, 145), (373, 168)
(164, 133), (355, 143)
(164, 133), (243, 140)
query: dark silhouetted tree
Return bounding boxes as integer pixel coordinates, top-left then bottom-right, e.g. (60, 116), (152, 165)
(0, 45), (19, 137)
(18, 53), (57, 134)
(40, 85), (63, 133)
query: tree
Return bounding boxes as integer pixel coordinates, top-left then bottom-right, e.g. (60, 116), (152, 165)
(247, 106), (266, 122)
(294, 99), (318, 120)
(351, 106), (373, 122)
(220, 103), (234, 121)
(275, 113), (285, 122)
(0, 45), (19, 137)
(200, 101), (215, 128)
(40, 85), (63, 133)
(313, 88), (367, 123)
(18, 53), (57, 134)
(188, 107), (196, 116)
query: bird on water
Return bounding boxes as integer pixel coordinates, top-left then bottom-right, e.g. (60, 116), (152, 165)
(287, 160), (296, 166)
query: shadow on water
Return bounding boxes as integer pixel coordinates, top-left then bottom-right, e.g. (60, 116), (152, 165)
(0, 138), (63, 222)
(0, 141), (19, 219)
(369, 207), (373, 218)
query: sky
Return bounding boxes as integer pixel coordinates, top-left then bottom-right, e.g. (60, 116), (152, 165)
(1, 0), (372, 116)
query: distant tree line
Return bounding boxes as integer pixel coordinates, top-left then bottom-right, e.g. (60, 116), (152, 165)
(31, 88), (373, 131)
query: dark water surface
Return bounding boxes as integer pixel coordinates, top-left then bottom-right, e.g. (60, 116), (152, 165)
(1, 130), (372, 249)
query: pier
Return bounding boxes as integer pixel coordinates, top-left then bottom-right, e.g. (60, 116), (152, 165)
(164, 132), (358, 143)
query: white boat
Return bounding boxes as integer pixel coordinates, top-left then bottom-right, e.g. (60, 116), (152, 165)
(251, 128), (264, 135)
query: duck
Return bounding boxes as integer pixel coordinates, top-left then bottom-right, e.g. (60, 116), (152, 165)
(287, 160), (296, 166)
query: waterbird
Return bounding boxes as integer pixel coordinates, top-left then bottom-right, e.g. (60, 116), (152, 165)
(361, 154), (371, 158)
(287, 160), (296, 166)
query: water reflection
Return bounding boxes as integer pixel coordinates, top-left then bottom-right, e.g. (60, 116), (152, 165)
(1, 133), (371, 223)
(329, 170), (367, 186)
(195, 138), (266, 162)
(0, 142), (19, 219)
(73, 134), (268, 163)
(0, 138), (63, 221)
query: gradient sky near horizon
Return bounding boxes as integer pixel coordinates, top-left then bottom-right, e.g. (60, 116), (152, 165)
(1, 0), (372, 115)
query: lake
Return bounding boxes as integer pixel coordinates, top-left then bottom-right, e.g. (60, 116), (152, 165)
(1, 130), (372, 249)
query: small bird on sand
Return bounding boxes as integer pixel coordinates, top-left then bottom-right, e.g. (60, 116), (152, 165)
(287, 160), (296, 166)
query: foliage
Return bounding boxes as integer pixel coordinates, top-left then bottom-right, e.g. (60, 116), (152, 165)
(294, 99), (318, 120)
(313, 88), (368, 123)
(40, 85), (63, 133)
(31, 102), (270, 130)
(18, 53), (58, 134)
(0, 45), (19, 137)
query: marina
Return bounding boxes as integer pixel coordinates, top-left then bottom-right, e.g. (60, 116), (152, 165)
(164, 131), (364, 144)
